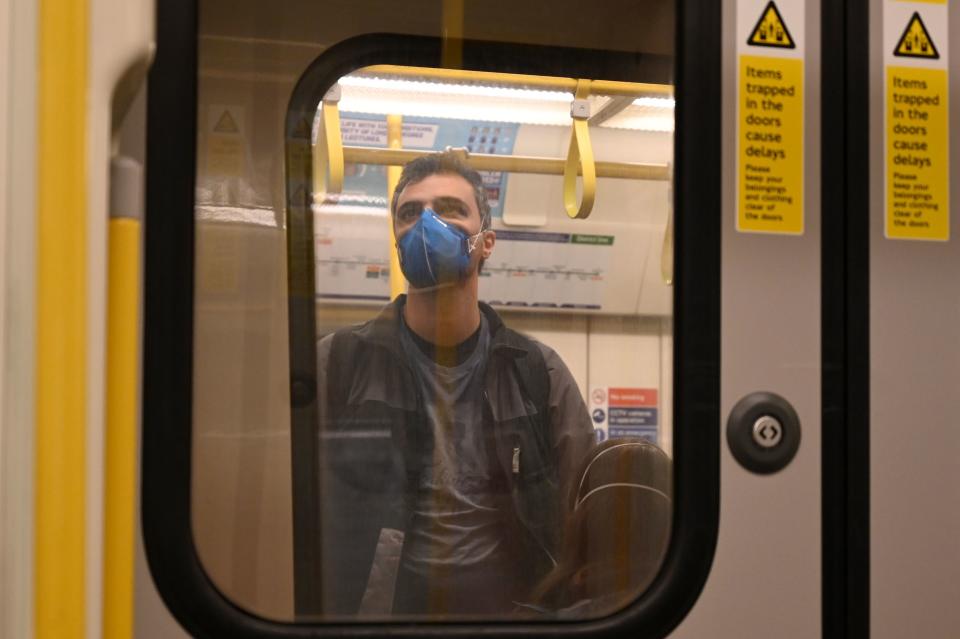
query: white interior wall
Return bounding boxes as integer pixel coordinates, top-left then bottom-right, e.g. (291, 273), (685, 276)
(188, 41), (311, 620)
(191, 220), (294, 621)
(500, 124), (672, 315)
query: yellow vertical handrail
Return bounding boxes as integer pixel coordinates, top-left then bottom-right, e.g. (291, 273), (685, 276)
(103, 211), (140, 639)
(36, 0), (88, 634)
(441, 0), (464, 69)
(314, 84), (344, 196)
(386, 114), (406, 300)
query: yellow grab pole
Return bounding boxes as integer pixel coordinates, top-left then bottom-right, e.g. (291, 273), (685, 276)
(441, 0), (464, 69)
(103, 214), (140, 639)
(386, 115), (406, 300)
(36, 0), (88, 633)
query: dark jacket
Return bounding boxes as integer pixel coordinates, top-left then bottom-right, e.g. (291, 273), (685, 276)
(315, 297), (594, 616)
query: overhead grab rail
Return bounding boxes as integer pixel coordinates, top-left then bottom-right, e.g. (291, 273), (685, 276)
(336, 147), (670, 182)
(355, 65), (675, 99)
(563, 79), (596, 219)
(313, 72), (673, 207)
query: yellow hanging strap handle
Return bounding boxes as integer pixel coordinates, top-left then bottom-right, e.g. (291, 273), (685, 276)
(563, 79), (597, 219)
(316, 83), (344, 195)
(661, 162), (674, 286)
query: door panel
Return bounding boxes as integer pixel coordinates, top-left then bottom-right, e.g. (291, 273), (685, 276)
(673, 0), (822, 636)
(870, 1), (960, 636)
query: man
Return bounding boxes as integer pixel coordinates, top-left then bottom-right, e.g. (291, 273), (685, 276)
(316, 150), (593, 617)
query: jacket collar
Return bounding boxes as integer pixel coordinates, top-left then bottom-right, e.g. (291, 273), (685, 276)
(354, 294), (525, 358)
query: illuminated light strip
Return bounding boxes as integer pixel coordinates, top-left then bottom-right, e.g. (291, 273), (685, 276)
(633, 96), (676, 109)
(337, 78), (674, 131)
(36, 0), (87, 634)
(339, 98), (674, 131)
(340, 75), (677, 110)
(338, 75), (572, 102)
(338, 96), (574, 126)
(601, 115), (675, 133)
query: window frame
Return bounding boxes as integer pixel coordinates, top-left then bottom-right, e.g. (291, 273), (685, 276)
(142, 1), (721, 637)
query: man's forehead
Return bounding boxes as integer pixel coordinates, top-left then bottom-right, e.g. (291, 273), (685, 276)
(397, 173), (477, 206)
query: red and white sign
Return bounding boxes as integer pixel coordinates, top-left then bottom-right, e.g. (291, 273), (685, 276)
(591, 388), (607, 405)
(608, 387), (658, 408)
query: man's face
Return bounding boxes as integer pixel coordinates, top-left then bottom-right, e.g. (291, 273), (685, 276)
(394, 173), (496, 274)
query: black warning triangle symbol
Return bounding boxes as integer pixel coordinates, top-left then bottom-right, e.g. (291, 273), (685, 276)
(213, 110), (239, 134)
(747, 1), (796, 49)
(894, 12), (939, 59)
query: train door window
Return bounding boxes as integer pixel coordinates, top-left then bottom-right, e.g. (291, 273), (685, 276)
(288, 64), (675, 622)
(145, 0), (719, 635)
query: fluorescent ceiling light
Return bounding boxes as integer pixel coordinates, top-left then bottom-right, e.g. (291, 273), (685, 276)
(600, 115), (675, 133)
(333, 73), (674, 132)
(338, 75), (572, 103)
(633, 96), (676, 109)
(338, 95), (576, 126)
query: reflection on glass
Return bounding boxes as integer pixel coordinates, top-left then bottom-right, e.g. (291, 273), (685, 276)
(307, 68), (674, 620)
(316, 151), (597, 618)
(190, 19), (676, 621)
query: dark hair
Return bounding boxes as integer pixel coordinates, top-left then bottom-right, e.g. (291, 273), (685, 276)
(523, 438), (673, 618)
(390, 150), (492, 231)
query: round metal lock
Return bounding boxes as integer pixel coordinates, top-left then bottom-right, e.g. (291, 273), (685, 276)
(752, 415), (783, 448)
(726, 392), (801, 474)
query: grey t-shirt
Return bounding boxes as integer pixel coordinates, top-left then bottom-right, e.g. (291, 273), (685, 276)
(397, 314), (517, 613)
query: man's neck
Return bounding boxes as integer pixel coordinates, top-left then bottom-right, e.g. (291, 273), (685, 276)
(403, 282), (481, 347)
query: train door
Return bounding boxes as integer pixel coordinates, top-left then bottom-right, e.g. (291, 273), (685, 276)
(674, 0), (826, 636)
(137, 0), (846, 637)
(868, 0), (960, 637)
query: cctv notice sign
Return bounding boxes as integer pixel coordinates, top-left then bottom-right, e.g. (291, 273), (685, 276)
(737, 0), (805, 234)
(885, 0), (949, 241)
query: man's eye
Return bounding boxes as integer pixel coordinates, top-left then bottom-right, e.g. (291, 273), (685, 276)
(435, 202), (468, 218)
(397, 203), (422, 221)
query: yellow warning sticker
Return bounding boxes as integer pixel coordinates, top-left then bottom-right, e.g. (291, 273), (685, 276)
(738, 56), (804, 233)
(747, 1), (796, 49)
(886, 66), (949, 240)
(894, 12), (939, 59)
(207, 106), (246, 177)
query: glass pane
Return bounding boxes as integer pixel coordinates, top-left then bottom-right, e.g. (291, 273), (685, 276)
(192, 0), (674, 624)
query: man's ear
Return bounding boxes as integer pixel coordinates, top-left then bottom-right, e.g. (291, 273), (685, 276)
(481, 230), (496, 259)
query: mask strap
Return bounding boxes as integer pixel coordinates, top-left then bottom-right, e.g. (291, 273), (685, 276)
(467, 230), (486, 253)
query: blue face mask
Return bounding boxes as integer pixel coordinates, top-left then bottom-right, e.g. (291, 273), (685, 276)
(397, 209), (483, 289)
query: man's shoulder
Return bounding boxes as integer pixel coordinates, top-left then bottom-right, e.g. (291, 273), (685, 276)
(496, 326), (566, 372)
(316, 319), (379, 362)
(316, 300), (404, 355)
